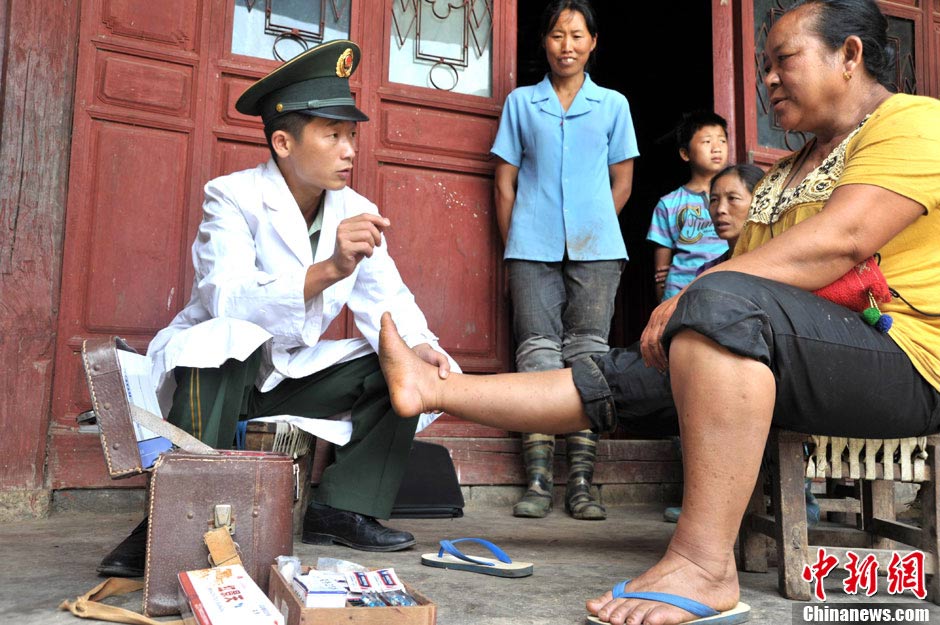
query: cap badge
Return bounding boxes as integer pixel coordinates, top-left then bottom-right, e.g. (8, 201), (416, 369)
(336, 48), (354, 78)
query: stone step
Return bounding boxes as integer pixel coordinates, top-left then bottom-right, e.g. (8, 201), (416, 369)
(419, 436), (681, 487)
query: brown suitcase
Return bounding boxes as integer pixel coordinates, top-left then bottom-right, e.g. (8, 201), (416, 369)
(81, 337), (295, 617)
(144, 450), (294, 616)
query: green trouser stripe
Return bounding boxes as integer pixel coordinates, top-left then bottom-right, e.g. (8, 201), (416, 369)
(167, 352), (415, 519)
(168, 350), (262, 450)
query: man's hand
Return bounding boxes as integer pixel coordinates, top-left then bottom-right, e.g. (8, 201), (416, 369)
(412, 343), (450, 380)
(640, 294), (680, 372)
(330, 213), (390, 278)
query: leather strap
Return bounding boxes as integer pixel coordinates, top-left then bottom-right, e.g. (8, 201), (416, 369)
(204, 527), (242, 568)
(58, 577), (185, 625)
(129, 405), (217, 456)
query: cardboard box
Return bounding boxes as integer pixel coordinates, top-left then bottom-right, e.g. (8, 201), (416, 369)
(268, 565), (437, 625)
(179, 564), (284, 625)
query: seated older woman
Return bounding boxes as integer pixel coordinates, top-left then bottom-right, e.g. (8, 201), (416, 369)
(378, 1), (940, 623)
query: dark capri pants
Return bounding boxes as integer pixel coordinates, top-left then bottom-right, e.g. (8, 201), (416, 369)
(573, 272), (940, 439)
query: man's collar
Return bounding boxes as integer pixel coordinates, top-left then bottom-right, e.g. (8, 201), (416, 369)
(261, 158), (294, 211)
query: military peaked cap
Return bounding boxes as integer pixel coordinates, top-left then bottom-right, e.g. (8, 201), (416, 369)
(236, 40), (368, 124)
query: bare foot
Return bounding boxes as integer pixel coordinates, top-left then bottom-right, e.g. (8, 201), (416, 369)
(585, 547), (740, 625)
(379, 312), (439, 418)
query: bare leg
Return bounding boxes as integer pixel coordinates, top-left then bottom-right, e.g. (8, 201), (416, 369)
(587, 330), (774, 625)
(379, 312), (591, 434)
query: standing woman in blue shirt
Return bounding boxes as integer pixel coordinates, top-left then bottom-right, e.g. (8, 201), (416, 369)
(491, 0), (639, 521)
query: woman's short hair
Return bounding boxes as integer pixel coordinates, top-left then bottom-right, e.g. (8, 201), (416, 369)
(711, 164), (766, 195)
(789, 0), (896, 89)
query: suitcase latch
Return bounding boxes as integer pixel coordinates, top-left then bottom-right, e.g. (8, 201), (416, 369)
(293, 464), (301, 502)
(213, 504), (234, 534)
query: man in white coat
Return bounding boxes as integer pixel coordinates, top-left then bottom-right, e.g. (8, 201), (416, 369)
(98, 40), (456, 577)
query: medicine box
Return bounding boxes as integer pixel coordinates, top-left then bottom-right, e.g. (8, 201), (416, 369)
(178, 564), (284, 625)
(291, 570), (347, 608)
(268, 565), (436, 625)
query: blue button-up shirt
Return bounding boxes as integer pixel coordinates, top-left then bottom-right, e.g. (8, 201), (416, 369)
(491, 74), (639, 261)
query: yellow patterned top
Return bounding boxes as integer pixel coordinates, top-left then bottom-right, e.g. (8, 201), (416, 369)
(736, 93), (940, 393)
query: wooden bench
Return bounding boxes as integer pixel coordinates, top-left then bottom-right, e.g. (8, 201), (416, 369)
(739, 429), (940, 603)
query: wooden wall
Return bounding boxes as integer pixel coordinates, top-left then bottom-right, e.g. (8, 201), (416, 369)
(0, 0), (80, 516)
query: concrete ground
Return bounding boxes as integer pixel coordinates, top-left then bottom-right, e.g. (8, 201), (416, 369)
(3, 503), (939, 625)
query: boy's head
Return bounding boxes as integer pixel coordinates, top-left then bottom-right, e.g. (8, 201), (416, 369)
(235, 40), (368, 161)
(675, 110), (729, 177)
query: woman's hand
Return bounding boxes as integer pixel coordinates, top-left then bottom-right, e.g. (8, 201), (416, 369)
(412, 343), (450, 379)
(640, 295), (680, 372)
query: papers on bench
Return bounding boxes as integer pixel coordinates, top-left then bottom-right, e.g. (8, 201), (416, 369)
(251, 411), (440, 447)
(251, 414), (355, 446)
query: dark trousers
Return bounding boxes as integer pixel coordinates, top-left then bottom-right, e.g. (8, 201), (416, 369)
(574, 272), (940, 438)
(167, 352), (417, 519)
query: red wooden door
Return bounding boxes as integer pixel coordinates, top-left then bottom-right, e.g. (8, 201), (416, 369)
(358, 1), (513, 437)
(49, 0), (213, 489)
(49, 0), (514, 488)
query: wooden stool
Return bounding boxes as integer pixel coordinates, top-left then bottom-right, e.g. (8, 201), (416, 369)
(739, 428), (940, 603)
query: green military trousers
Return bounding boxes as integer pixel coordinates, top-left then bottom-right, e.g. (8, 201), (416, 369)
(166, 350), (418, 519)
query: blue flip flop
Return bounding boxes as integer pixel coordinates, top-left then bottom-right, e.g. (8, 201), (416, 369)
(586, 580), (750, 624)
(421, 538), (534, 578)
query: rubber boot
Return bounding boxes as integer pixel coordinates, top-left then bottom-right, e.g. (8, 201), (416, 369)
(513, 433), (555, 518)
(565, 430), (607, 520)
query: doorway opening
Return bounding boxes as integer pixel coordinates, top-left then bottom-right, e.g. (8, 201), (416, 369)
(516, 1), (715, 345)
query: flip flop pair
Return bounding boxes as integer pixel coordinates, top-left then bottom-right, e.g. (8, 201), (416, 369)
(586, 580), (750, 624)
(421, 538), (534, 578)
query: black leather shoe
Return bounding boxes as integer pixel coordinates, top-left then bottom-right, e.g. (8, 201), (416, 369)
(302, 502), (415, 552)
(97, 518), (147, 577)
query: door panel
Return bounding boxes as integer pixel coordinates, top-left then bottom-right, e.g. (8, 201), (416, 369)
(934, 20), (940, 96)
(376, 165), (503, 370)
(366, 0), (513, 436)
(379, 104), (497, 160)
(97, 52), (194, 116)
(84, 122), (189, 333)
(365, 0), (511, 374)
(100, 0), (202, 52)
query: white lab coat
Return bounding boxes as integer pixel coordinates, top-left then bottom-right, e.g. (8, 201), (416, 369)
(149, 159), (455, 419)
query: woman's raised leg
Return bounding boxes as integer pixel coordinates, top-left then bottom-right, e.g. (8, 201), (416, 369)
(378, 312), (591, 434)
